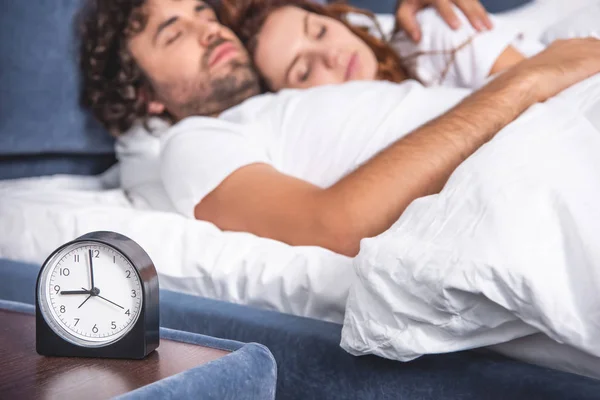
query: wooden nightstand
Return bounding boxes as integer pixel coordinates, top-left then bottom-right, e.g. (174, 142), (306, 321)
(0, 309), (230, 399)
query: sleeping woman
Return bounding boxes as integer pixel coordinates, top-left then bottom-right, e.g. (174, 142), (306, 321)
(220, 0), (540, 93)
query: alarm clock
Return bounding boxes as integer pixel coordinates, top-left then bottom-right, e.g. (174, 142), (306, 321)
(36, 231), (159, 359)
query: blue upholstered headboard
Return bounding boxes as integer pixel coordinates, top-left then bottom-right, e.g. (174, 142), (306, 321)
(0, 0), (115, 180)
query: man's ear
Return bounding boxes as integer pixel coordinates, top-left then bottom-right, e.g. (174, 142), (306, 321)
(148, 101), (166, 115)
(139, 85), (166, 115)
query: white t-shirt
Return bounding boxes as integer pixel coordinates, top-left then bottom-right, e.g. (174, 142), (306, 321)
(160, 8), (541, 218)
(161, 81), (469, 217)
(389, 7), (543, 89)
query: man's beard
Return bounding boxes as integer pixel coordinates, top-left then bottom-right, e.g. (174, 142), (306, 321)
(178, 59), (260, 117)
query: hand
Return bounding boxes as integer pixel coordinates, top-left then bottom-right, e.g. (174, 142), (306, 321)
(396, 0), (493, 42)
(507, 38), (600, 104)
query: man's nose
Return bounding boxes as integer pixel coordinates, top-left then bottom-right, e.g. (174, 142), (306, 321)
(197, 20), (220, 47)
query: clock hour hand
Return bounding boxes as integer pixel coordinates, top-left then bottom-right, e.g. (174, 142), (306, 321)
(60, 289), (92, 295)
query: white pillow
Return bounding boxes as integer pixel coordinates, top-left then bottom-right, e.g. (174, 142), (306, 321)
(116, 119), (176, 213)
(541, 1), (600, 44)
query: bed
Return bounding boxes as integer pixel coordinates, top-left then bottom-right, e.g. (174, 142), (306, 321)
(2, 0), (600, 398)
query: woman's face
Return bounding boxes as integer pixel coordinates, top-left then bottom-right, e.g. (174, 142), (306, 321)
(254, 6), (378, 91)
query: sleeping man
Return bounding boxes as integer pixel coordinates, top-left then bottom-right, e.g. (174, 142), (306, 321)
(78, 0), (600, 257)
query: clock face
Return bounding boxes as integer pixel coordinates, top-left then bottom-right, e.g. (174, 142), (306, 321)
(38, 241), (143, 347)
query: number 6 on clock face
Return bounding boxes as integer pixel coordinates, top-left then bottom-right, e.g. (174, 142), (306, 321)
(39, 242), (143, 347)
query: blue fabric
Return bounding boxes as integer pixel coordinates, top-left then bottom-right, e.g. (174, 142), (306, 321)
(119, 343), (276, 400)
(347, 0), (533, 14)
(0, 155), (116, 180)
(0, 259), (39, 305)
(0, 0), (114, 157)
(2, 258), (600, 400)
(0, 298), (35, 314)
(0, 299), (277, 400)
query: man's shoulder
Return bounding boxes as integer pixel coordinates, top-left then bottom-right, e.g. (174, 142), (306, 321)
(163, 80), (421, 144)
(229, 80), (413, 113)
(219, 91), (282, 123)
(158, 92), (283, 151)
(161, 115), (241, 145)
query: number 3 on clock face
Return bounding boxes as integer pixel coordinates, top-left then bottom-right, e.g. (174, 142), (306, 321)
(40, 242), (143, 347)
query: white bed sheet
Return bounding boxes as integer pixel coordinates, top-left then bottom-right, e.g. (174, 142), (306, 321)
(0, 174), (352, 323)
(488, 334), (600, 381)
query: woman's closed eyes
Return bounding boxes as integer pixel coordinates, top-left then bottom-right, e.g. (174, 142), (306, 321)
(295, 22), (328, 83)
(298, 61), (311, 82)
(253, 5), (379, 90)
(316, 25), (327, 39)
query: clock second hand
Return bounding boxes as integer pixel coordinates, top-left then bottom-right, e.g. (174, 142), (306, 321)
(78, 295), (92, 309)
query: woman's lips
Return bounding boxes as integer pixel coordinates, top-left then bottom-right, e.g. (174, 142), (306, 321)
(345, 52), (359, 81)
(209, 42), (238, 68)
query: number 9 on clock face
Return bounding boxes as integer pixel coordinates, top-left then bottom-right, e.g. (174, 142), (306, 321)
(38, 242), (143, 347)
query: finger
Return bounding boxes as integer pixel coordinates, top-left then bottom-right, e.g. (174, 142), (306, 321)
(458, 2), (489, 31)
(471, 2), (493, 30)
(397, 3), (423, 42)
(435, 0), (461, 30)
(454, 0), (493, 31)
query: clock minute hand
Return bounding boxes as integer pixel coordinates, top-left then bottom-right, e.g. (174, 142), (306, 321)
(88, 249), (95, 290)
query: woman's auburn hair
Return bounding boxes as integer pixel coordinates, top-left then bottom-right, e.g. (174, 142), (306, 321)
(219, 0), (408, 88)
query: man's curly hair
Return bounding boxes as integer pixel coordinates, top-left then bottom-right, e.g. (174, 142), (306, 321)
(78, 0), (158, 137)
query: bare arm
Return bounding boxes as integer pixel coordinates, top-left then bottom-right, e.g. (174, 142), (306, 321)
(320, 67), (534, 247)
(197, 72), (532, 256)
(196, 39), (600, 256)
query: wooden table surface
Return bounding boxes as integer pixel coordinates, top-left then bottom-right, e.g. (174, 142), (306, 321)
(0, 309), (230, 399)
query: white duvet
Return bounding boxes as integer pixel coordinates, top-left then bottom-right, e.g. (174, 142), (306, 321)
(341, 74), (600, 378)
